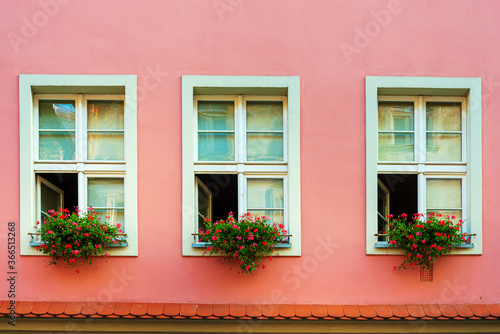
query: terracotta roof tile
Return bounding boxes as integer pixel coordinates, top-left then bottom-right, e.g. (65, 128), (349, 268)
(246, 304), (262, 317)
(130, 303), (148, 316)
(469, 304), (489, 318)
(278, 304), (295, 318)
(48, 302), (67, 316)
(358, 305), (377, 318)
(422, 304), (441, 318)
(114, 303), (132, 316)
(229, 304), (245, 318)
(65, 302), (83, 315)
(406, 304), (425, 318)
(2, 301), (500, 321)
(16, 301), (35, 315)
(454, 304), (474, 318)
(391, 305), (409, 318)
(213, 304), (229, 317)
(310, 304), (328, 318)
(196, 304), (212, 317)
(146, 303), (164, 316)
(97, 302), (115, 316)
(326, 305), (344, 318)
(32, 302), (51, 315)
(342, 305), (360, 318)
(295, 304), (311, 318)
(262, 304), (278, 317)
(374, 305), (393, 318)
(163, 303), (179, 316)
(81, 302), (99, 316)
(438, 304), (458, 318)
(179, 304), (196, 317)
(485, 304), (500, 317)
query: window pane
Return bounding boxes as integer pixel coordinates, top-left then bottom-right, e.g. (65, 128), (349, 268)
(247, 178), (284, 209)
(198, 133), (235, 161)
(198, 101), (234, 130)
(41, 183), (61, 214)
(197, 180), (211, 230)
(247, 210), (284, 225)
(88, 132), (124, 160)
(426, 102), (461, 131)
(378, 133), (414, 161)
(95, 209), (124, 228)
(88, 101), (124, 130)
(247, 133), (283, 161)
(39, 132), (75, 160)
(426, 133), (461, 161)
(88, 178), (124, 208)
(39, 100), (75, 130)
(427, 210), (462, 225)
(246, 101), (283, 130)
(378, 102), (414, 131)
(427, 179), (461, 208)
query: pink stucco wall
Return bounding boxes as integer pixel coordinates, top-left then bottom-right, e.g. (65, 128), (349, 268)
(1, 0), (500, 304)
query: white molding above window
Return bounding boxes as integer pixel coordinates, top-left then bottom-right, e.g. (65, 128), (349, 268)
(366, 76), (482, 255)
(182, 75), (301, 256)
(19, 74), (138, 256)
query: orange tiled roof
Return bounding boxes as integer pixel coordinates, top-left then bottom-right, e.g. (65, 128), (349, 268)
(1, 301), (500, 321)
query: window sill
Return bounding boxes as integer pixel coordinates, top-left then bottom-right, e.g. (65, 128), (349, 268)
(192, 242), (292, 249)
(30, 240), (128, 248)
(374, 241), (474, 249)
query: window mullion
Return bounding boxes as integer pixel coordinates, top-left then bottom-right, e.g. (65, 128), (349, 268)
(237, 95), (245, 163)
(75, 94), (84, 162)
(418, 172), (426, 215)
(79, 172), (86, 211)
(416, 96), (425, 163)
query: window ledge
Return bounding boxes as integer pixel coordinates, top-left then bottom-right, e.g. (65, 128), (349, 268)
(192, 242), (292, 249)
(374, 242), (474, 249)
(30, 241), (128, 248)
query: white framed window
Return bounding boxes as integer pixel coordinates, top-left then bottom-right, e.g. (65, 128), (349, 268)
(366, 76), (482, 255)
(20, 75), (138, 256)
(182, 75), (301, 256)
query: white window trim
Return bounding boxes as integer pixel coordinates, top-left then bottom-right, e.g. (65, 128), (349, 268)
(20, 74), (138, 256)
(182, 75), (301, 256)
(366, 76), (482, 255)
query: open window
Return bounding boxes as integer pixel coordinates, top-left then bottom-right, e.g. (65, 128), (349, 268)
(20, 75), (138, 256)
(366, 76), (482, 254)
(182, 76), (301, 256)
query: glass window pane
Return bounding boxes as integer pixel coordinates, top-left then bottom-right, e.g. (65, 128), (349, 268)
(198, 133), (234, 161)
(88, 132), (124, 160)
(247, 101), (283, 130)
(426, 102), (461, 131)
(427, 210), (462, 225)
(88, 101), (124, 130)
(247, 210), (284, 225)
(197, 180), (211, 229)
(378, 102), (414, 131)
(378, 133), (414, 161)
(39, 132), (75, 160)
(39, 100), (75, 129)
(426, 134), (461, 161)
(247, 178), (284, 209)
(88, 178), (124, 208)
(95, 209), (124, 228)
(41, 183), (62, 214)
(427, 179), (461, 209)
(247, 133), (283, 161)
(198, 101), (234, 130)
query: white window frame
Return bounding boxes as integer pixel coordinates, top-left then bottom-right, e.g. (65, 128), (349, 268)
(182, 75), (301, 256)
(20, 74), (138, 256)
(366, 76), (482, 255)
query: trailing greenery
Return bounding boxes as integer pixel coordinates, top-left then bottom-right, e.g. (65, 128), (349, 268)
(200, 212), (286, 274)
(388, 212), (469, 270)
(35, 208), (125, 267)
